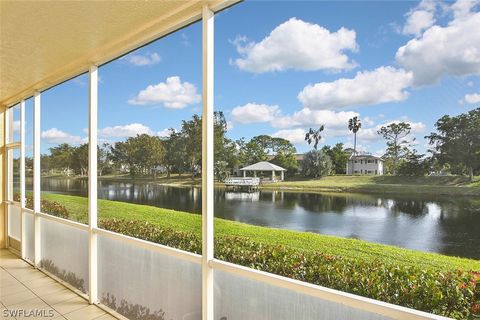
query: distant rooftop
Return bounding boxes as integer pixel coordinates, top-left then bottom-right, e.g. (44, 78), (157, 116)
(349, 154), (383, 160)
(240, 161), (286, 171)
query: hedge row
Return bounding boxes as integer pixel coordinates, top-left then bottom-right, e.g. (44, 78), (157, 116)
(99, 218), (480, 319)
(13, 194), (70, 219)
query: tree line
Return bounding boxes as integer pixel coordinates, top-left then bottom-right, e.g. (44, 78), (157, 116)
(30, 107), (479, 181)
(303, 107), (480, 180)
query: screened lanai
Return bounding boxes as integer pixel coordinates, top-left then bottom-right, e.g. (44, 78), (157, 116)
(0, 1), (452, 320)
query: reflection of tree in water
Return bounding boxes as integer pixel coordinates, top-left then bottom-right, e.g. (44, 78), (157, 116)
(296, 193), (348, 213)
(97, 182), (201, 213)
(390, 198), (429, 216)
(434, 198), (480, 259)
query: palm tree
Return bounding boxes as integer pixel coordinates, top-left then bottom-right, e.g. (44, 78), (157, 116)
(305, 125), (325, 150)
(348, 117), (362, 174)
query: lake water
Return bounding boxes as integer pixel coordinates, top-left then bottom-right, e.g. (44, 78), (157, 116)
(27, 177), (480, 260)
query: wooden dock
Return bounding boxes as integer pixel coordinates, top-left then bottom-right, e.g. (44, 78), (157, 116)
(224, 177), (260, 192)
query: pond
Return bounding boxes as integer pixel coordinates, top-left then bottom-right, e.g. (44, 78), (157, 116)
(27, 177), (480, 260)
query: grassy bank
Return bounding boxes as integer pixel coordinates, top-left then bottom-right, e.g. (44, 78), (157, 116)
(265, 175), (480, 196)
(41, 193), (480, 271)
(98, 173), (201, 186)
(41, 173), (480, 196)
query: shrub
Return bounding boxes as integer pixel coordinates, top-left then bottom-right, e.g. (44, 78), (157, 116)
(13, 194), (70, 219)
(100, 218), (480, 319)
(301, 150), (332, 178)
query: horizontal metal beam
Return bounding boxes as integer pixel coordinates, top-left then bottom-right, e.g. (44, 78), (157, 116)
(37, 212), (89, 232)
(210, 259), (449, 320)
(93, 227), (202, 264)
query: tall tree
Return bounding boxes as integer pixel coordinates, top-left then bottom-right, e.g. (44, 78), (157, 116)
(301, 150), (332, 178)
(377, 122), (415, 175)
(214, 111), (237, 179)
(397, 150), (428, 177)
(71, 143), (88, 176)
(426, 108), (480, 180)
(270, 137), (298, 175)
(163, 129), (186, 177)
(305, 126), (325, 150)
(322, 143), (349, 174)
(110, 134), (164, 177)
(98, 143), (112, 176)
(348, 117), (362, 174)
(180, 114), (202, 179)
(48, 143), (75, 174)
(243, 135), (272, 163)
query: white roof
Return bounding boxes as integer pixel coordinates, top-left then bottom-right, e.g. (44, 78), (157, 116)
(349, 154), (383, 160)
(240, 161), (286, 171)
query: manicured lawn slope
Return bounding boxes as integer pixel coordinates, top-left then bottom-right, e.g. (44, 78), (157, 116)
(265, 175), (480, 196)
(41, 193), (480, 271)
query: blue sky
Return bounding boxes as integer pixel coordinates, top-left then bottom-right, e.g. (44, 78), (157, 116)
(22, 0), (480, 155)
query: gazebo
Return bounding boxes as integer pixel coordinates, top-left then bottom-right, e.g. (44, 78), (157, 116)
(240, 161), (286, 181)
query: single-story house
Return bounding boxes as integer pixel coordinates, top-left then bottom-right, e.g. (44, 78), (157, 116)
(346, 155), (384, 175)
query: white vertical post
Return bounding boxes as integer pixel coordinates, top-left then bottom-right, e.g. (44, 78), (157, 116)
(7, 149), (13, 202)
(6, 107), (13, 202)
(20, 100), (26, 258)
(33, 92), (41, 267)
(88, 65), (98, 304)
(202, 5), (214, 320)
(4, 108), (10, 248)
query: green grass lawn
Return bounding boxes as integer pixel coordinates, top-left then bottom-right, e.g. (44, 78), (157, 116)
(41, 193), (480, 272)
(265, 175), (480, 196)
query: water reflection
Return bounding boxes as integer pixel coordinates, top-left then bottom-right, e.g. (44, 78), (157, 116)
(27, 177), (480, 259)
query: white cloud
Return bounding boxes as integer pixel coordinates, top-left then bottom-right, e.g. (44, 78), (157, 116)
(402, 0), (437, 36)
(396, 4), (480, 86)
(272, 129), (307, 145)
(357, 120), (426, 143)
(451, 0), (480, 20)
(232, 18), (358, 73)
(157, 128), (171, 138)
(181, 33), (190, 46)
(98, 123), (154, 138)
(41, 128), (86, 145)
(298, 66), (413, 110)
(124, 52), (161, 66)
(271, 108), (358, 137)
(362, 117), (375, 126)
(231, 103), (280, 124)
(128, 76), (201, 109)
(465, 92), (480, 104)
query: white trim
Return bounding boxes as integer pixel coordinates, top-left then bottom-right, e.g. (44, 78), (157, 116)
(22, 208), (34, 215)
(210, 259), (450, 320)
(88, 65), (98, 304)
(93, 227), (202, 264)
(33, 92), (41, 267)
(20, 100), (26, 259)
(5, 142), (21, 149)
(202, 5), (214, 320)
(4, 200), (20, 206)
(37, 212), (89, 232)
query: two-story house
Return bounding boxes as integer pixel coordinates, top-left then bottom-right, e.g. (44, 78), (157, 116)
(346, 155), (384, 175)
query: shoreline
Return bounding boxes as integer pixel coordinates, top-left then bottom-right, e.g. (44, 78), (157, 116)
(40, 192), (480, 271)
(38, 174), (480, 197)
